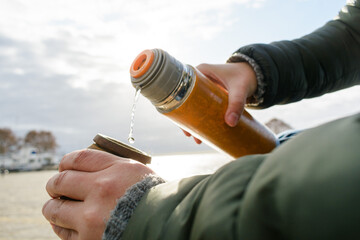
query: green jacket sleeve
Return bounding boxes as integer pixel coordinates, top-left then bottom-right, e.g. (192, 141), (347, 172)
(122, 155), (265, 240)
(235, 1), (360, 108)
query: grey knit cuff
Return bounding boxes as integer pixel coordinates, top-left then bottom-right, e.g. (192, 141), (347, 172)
(227, 52), (265, 107)
(102, 174), (166, 240)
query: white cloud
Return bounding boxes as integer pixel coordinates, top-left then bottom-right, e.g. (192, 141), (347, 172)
(0, 0), (268, 89)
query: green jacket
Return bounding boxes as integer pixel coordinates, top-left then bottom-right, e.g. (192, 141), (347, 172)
(123, 113), (360, 240)
(107, 1), (360, 239)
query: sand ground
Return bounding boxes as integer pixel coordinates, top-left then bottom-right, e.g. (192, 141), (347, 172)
(0, 170), (58, 240)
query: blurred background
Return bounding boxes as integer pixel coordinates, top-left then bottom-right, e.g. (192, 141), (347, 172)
(1, 0), (358, 156)
(0, 0), (359, 239)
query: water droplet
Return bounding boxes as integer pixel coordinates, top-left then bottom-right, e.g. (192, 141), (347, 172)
(127, 136), (135, 144)
(128, 88), (141, 144)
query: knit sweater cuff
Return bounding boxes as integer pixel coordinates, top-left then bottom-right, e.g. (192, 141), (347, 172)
(102, 174), (166, 240)
(227, 52), (265, 107)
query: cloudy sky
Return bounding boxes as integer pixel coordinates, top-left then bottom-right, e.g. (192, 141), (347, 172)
(0, 0), (359, 156)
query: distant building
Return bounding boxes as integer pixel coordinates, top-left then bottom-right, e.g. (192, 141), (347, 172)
(265, 118), (293, 134)
(0, 146), (58, 171)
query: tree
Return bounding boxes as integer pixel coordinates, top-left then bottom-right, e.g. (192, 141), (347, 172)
(24, 130), (57, 153)
(0, 128), (18, 155)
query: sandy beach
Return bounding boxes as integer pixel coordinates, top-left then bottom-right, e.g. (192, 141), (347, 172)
(0, 152), (231, 240)
(0, 170), (58, 240)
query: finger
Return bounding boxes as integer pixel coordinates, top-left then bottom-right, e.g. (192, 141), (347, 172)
(225, 84), (247, 127)
(59, 149), (128, 172)
(193, 137), (202, 144)
(51, 224), (78, 240)
(182, 129), (192, 137)
(42, 198), (83, 230)
(46, 170), (92, 200)
(182, 129), (202, 144)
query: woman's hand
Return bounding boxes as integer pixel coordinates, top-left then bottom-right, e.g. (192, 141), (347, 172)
(183, 62), (257, 143)
(42, 149), (155, 240)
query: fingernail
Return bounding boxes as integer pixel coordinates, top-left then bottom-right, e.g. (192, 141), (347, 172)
(227, 112), (239, 127)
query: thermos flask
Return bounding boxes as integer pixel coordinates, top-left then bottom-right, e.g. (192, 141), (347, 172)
(130, 49), (277, 158)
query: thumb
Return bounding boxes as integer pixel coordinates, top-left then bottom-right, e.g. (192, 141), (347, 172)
(225, 86), (247, 127)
